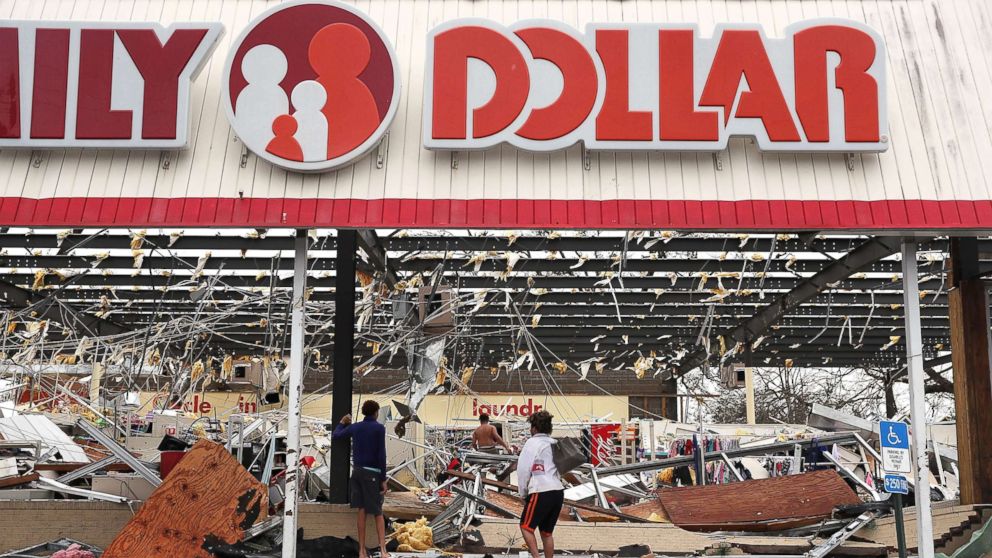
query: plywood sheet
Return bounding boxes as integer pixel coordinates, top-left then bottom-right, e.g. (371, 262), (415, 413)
(658, 469), (861, 531)
(103, 439), (267, 558)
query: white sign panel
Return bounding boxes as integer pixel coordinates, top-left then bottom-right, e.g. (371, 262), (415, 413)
(880, 420), (911, 474)
(0, 20), (223, 149)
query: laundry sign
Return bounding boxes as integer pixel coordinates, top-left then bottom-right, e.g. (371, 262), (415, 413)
(424, 19), (887, 153)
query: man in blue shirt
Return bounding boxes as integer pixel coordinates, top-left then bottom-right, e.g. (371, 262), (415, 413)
(333, 399), (389, 558)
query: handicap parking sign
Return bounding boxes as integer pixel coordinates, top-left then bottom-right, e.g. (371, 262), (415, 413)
(880, 420), (911, 473)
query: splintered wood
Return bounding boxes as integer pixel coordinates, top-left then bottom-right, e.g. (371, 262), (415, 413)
(103, 439), (267, 558)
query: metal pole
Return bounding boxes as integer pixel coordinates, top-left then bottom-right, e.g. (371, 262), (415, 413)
(331, 230), (358, 503)
(894, 493), (908, 558)
(744, 345), (756, 425)
(744, 366), (756, 425)
(901, 240), (935, 558)
(282, 229), (308, 558)
(696, 395), (705, 486)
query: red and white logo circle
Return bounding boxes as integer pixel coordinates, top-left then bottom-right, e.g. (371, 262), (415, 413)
(223, 0), (400, 172)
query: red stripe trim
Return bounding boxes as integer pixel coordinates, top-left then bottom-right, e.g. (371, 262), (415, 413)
(0, 197), (989, 230)
(522, 492), (539, 528)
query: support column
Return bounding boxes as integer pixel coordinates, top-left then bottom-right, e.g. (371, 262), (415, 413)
(282, 229), (308, 558)
(902, 240), (935, 558)
(948, 237), (992, 504)
(744, 367), (756, 425)
(744, 344), (756, 425)
(330, 230), (357, 504)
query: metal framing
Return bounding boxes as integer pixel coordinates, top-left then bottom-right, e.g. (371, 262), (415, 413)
(0, 230), (974, 377)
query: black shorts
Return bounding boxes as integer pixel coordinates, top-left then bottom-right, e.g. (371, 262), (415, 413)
(520, 490), (564, 534)
(350, 467), (385, 515)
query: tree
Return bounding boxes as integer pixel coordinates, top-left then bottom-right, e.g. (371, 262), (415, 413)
(680, 364), (953, 424)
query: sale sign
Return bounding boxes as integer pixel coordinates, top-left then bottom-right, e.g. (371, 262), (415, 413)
(0, 21), (222, 148)
(424, 19), (887, 153)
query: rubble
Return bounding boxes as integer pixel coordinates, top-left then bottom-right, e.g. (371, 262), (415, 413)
(0, 404), (973, 557)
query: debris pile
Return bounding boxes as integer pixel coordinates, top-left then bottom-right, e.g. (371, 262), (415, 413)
(0, 400), (974, 557)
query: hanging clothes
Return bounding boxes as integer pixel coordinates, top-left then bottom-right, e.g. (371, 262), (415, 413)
(667, 436), (743, 485)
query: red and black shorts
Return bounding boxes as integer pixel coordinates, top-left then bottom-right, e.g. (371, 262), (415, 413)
(520, 489), (565, 534)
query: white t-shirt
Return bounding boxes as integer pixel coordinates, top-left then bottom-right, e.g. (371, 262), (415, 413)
(517, 433), (564, 497)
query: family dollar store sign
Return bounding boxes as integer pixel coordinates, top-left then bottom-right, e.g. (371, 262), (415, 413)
(423, 19), (887, 154)
(0, 21), (222, 148)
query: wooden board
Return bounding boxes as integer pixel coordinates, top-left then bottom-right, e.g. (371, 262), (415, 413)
(658, 469), (861, 531)
(480, 490), (618, 523)
(382, 492), (444, 521)
(103, 440), (267, 558)
(0, 472), (38, 488)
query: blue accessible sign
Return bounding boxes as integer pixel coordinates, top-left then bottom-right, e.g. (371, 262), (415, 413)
(880, 420), (911, 474)
(884, 474), (909, 495)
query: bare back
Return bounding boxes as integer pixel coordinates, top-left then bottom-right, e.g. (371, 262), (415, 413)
(473, 424), (500, 448)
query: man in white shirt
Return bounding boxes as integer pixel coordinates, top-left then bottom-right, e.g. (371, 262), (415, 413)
(516, 410), (565, 558)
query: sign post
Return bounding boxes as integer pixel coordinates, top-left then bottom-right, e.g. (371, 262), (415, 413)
(901, 242), (936, 558)
(881, 420), (911, 558)
(892, 490), (909, 558)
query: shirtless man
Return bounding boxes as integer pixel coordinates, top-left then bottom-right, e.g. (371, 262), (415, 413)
(472, 413), (512, 453)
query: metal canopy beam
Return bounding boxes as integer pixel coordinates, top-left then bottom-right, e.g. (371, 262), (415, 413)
(4, 254), (977, 276)
(9, 272), (948, 292)
(1, 233), (967, 253)
(355, 229), (399, 289)
(676, 236), (905, 374)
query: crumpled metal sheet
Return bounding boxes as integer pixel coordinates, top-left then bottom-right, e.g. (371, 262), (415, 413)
(404, 337), (446, 417)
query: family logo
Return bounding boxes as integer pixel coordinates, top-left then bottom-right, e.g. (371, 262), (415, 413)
(223, 0), (400, 172)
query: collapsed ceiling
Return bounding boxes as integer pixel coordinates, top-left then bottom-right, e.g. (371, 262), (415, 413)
(0, 229), (983, 403)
